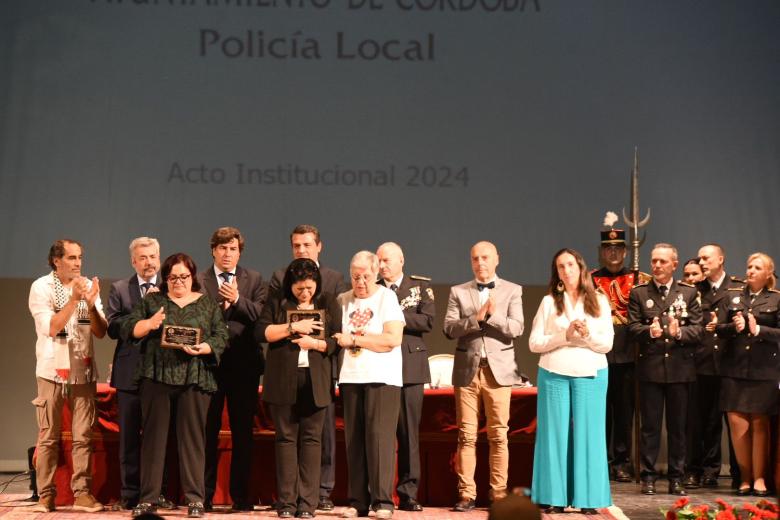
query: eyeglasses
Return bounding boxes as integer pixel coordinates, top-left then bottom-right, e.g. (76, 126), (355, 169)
(167, 274), (191, 283)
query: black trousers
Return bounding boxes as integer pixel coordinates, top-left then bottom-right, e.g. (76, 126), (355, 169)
(319, 401), (337, 499)
(685, 374), (723, 478)
(267, 369), (327, 515)
(341, 383), (401, 512)
(117, 389), (142, 503)
(396, 383), (424, 502)
(204, 371), (260, 505)
(639, 381), (688, 481)
(117, 389), (174, 505)
(139, 379), (210, 505)
(606, 362), (635, 471)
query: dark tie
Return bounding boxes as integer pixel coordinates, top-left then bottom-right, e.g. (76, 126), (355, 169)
(220, 272), (232, 284)
(750, 293), (758, 304)
(659, 285), (668, 299)
(141, 282), (152, 297)
(477, 281), (495, 291)
(390, 284), (398, 292)
(711, 285), (717, 295)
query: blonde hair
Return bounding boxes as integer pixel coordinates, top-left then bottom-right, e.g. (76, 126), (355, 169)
(747, 252), (776, 290)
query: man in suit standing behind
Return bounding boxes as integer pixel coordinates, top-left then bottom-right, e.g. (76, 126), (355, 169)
(628, 243), (703, 496)
(106, 237), (175, 511)
(269, 224), (348, 511)
(200, 227), (266, 511)
(376, 242), (434, 513)
(683, 244), (740, 489)
(443, 241), (524, 512)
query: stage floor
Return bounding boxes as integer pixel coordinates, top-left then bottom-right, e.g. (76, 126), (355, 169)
(1, 475), (773, 520)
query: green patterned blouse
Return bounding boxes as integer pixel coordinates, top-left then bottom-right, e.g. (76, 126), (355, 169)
(122, 291), (228, 393)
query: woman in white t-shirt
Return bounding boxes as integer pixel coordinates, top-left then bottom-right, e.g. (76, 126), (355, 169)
(333, 251), (405, 519)
(529, 248), (614, 515)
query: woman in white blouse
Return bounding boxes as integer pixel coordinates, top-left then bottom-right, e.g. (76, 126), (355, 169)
(529, 249), (614, 514)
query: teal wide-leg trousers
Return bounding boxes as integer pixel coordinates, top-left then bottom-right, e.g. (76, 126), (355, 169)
(531, 367), (611, 509)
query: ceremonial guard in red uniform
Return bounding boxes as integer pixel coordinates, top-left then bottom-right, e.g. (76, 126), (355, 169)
(591, 221), (648, 482)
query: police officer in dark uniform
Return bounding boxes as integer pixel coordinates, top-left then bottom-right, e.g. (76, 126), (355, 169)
(683, 244), (742, 489)
(591, 224), (647, 482)
(716, 252), (780, 497)
(376, 242), (435, 512)
(628, 243), (703, 496)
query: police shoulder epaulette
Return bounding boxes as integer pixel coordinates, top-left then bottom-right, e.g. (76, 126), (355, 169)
(727, 287), (742, 291)
(638, 272), (653, 283)
(678, 281), (695, 288)
(730, 276), (746, 284)
(634, 281), (649, 287)
(410, 274), (431, 282)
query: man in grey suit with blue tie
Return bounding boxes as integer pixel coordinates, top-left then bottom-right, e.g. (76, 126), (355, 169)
(443, 241), (524, 512)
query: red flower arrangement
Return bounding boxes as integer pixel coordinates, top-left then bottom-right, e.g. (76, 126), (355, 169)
(662, 497), (778, 520)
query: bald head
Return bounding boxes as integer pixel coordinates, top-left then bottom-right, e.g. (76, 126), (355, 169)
(471, 241), (499, 282)
(698, 244), (725, 282)
(377, 242), (405, 283)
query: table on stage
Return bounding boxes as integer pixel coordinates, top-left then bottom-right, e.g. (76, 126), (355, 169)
(51, 384), (537, 507)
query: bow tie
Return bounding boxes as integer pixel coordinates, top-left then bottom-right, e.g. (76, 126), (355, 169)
(477, 281), (495, 291)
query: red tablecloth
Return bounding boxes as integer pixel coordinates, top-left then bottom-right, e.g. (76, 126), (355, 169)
(53, 384), (537, 507)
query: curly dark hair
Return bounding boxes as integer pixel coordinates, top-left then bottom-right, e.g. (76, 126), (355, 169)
(283, 258), (322, 301)
(160, 253), (201, 294)
(48, 239), (82, 270)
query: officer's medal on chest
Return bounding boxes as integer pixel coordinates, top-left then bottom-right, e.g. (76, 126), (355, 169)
(668, 294), (688, 323)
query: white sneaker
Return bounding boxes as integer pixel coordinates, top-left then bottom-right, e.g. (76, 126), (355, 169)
(375, 509), (393, 519)
(340, 506), (359, 518)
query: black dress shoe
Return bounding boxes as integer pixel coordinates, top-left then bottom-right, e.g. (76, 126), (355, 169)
(581, 508), (599, 515)
(702, 476), (719, 487)
(132, 502), (157, 518)
(296, 512), (315, 519)
(399, 499), (423, 512)
(278, 510), (294, 518)
(736, 486), (752, 496)
(614, 468), (633, 483)
(540, 505), (564, 514)
(669, 480), (687, 496)
(187, 502), (205, 518)
(233, 502), (254, 512)
(641, 481), (656, 495)
(453, 498), (476, 512)
(158, 495), (177, 510)
(317, 498), (334, 511)
(113, 498), (138, 511)
(683, 475), (701, 489)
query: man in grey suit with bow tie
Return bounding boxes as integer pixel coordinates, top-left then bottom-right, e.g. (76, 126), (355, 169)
(443, 241), (524, 512)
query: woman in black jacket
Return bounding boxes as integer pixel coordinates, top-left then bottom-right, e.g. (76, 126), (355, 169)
(717, 252), (780, 497)
(256, 258), (341, 518)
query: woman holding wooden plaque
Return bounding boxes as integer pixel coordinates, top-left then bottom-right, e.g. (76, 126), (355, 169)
(257, 258), (341, 519)
(123, 253), (227, 518)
